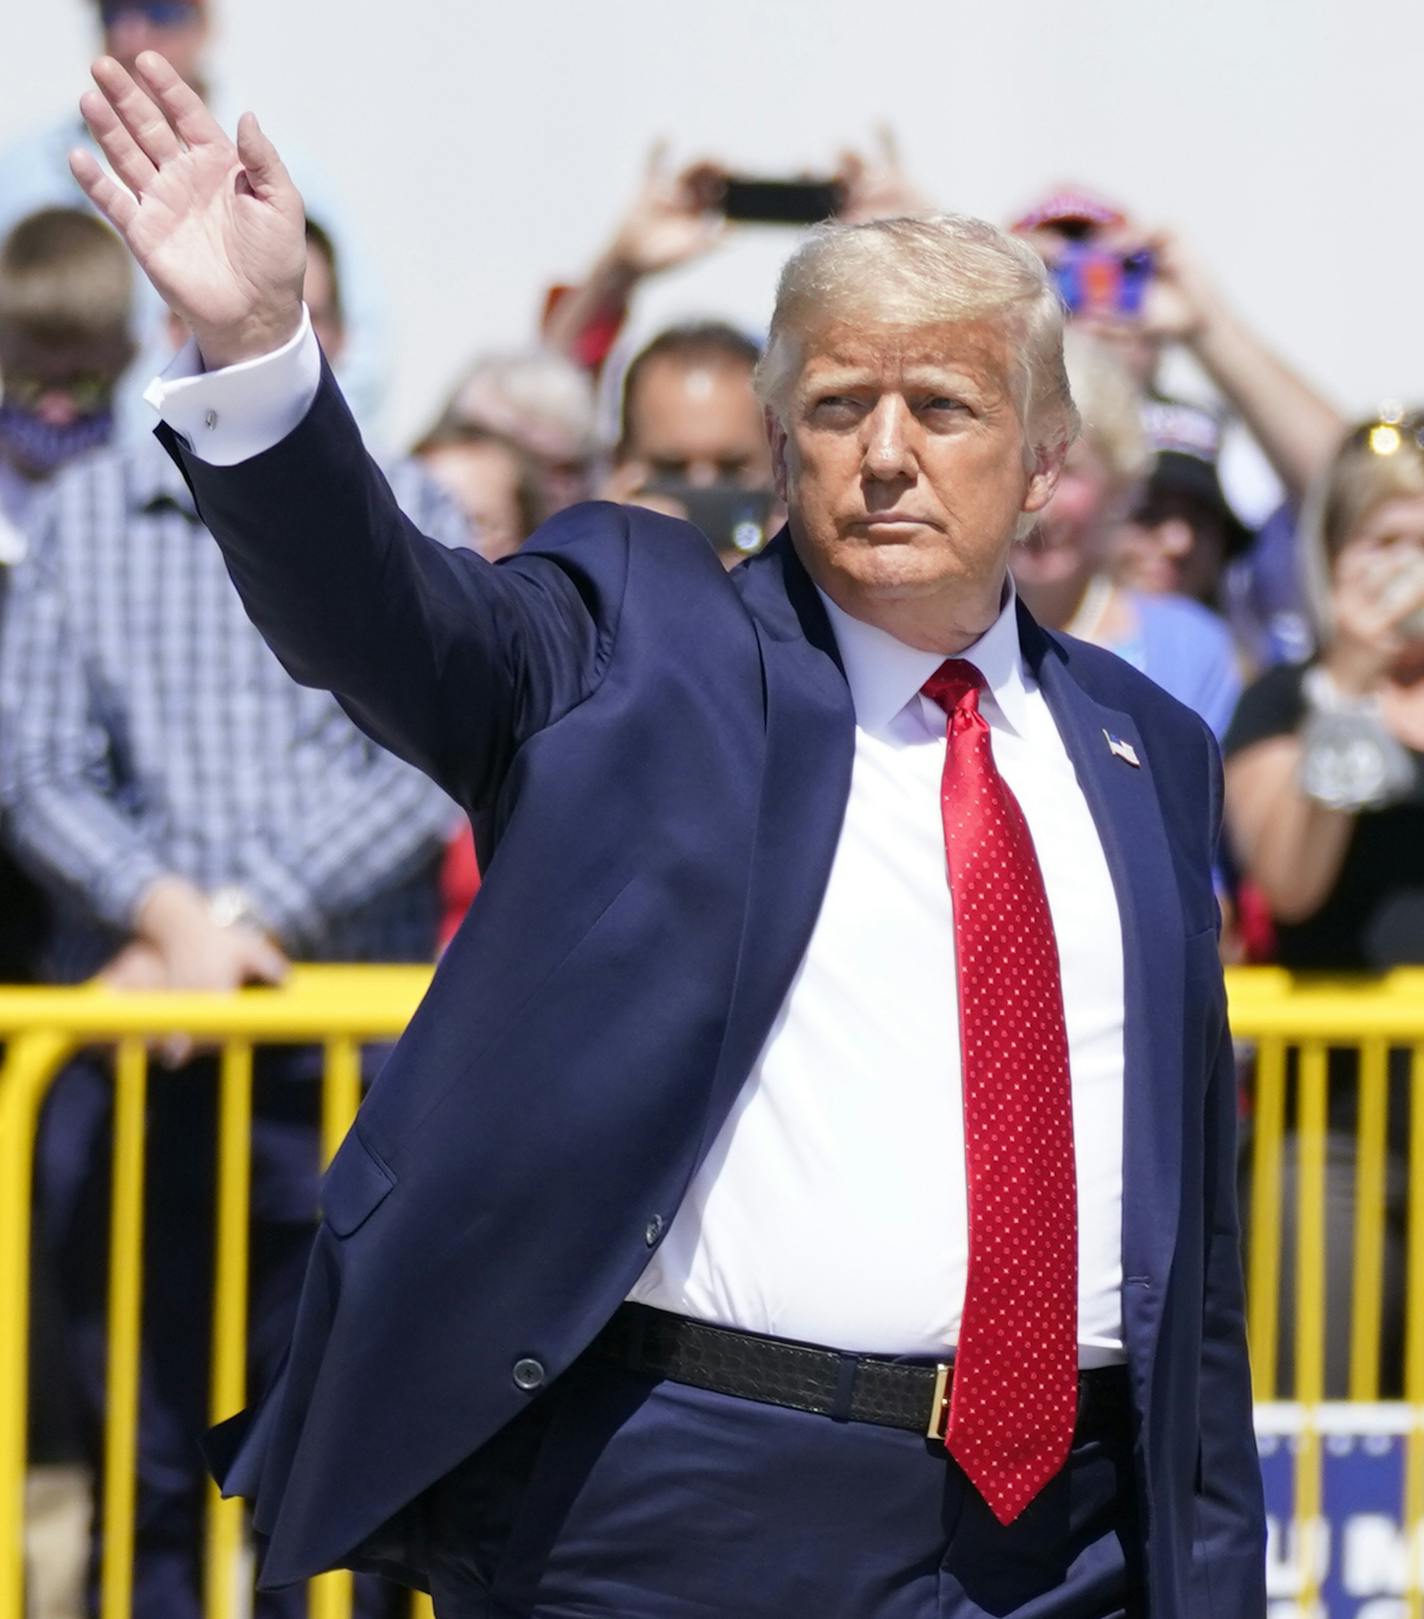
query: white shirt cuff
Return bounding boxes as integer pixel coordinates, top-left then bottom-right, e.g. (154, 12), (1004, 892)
(143, 307), (322, 467)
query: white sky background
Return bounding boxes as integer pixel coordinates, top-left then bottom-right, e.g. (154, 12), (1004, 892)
(7, 0), (1424, 447)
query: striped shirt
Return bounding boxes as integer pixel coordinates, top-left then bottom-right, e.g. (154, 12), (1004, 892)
(0, 434), (468, 973)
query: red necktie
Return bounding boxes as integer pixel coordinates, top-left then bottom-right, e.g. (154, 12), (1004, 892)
(922, 659), (1078, 1525)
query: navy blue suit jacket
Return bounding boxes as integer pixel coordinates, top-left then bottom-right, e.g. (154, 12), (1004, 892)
(163, 367), (1265, 1617)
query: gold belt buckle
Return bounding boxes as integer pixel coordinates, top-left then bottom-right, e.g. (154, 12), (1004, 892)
(926, 1363), (951, 1440)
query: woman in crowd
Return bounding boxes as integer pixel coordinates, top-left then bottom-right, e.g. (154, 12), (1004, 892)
(1012, 331), (1243, 740)
(1110, 399), (1252, 612)
(413, 418), (548, 563)
(1224, 410), (1424, 1395)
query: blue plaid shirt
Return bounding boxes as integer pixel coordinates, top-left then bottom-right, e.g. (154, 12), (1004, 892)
(0, 434), (468, 973)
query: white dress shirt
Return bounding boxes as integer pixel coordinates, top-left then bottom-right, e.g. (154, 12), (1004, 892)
(148, 317), (1127, 1364)
(632, 592), (1127, 1363)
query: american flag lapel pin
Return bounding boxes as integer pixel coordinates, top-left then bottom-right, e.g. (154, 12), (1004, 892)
(1102, 729), (1141, 768)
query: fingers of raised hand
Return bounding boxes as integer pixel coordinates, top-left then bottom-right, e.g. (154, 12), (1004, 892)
(69, 146), (139, 233)
(91, 55), (182, 174)
(134, 50), (229, 150)
(873, 123), (902, 167)
(79, 83), (158, 197)
(234, 113), (297, 205)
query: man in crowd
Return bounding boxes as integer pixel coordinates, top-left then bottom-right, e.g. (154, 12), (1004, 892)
(70, 54), (1265, 1618)
(0, 209), (133, 558)
(603, 321), (780, 562)
(610, 321), (768, 491)
(0, 0), (389, 435)
(0, 208), (135, 979)
(0, 210), (463, 1619)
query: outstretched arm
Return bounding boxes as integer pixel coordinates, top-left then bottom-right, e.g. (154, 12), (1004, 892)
(1143, 233), (1343, 505)
(73, 55), (623, 810)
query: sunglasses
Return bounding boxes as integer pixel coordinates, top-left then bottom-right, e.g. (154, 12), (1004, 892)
(2, 372), (115, 413)
(100, 1), (200, 26)
(1345, 411), (1424, 460)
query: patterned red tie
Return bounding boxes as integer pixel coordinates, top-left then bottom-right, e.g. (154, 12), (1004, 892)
(921, 658), (1078, 1525)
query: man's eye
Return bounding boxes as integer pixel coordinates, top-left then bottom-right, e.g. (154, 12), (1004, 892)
(812, 396), (859, 419)
(922, 397), (966, 413)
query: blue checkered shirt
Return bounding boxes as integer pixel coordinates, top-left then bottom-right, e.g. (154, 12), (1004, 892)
(0, 434), (468, 973)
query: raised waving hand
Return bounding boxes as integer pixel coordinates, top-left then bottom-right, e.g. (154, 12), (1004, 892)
(71, 51), (306, 369)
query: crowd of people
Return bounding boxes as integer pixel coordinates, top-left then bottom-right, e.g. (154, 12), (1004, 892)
(2, 2), (1422, 1616)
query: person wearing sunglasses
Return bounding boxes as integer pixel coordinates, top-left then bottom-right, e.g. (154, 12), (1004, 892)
(94, 1), (211, 88)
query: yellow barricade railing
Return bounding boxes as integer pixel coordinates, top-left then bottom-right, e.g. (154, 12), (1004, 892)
(0, 969), (434, 1619)
(3, 964), (1424, 1616)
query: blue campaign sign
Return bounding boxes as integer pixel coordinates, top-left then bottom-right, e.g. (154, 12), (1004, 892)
(1257, 1403), (1423, 1618)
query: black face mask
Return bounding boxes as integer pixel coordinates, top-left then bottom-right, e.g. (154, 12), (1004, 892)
(0, 403), (116, 477)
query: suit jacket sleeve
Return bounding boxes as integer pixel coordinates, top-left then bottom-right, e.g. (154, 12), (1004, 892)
(1191, 733), (1268, 1616)
(156, 362), (629, 812)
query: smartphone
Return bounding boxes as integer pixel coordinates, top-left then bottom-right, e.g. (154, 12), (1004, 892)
(643, 477), (775, 556)
(719, 177), (845, 226)
(1051, 244), (1154, 318)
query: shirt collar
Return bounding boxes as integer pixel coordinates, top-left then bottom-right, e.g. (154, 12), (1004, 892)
(816, 576), (1031, 736)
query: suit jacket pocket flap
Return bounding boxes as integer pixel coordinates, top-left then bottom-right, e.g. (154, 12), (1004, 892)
(321, 1128), (396, 1237)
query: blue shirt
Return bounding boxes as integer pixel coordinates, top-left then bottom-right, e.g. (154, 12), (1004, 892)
(0, 434), (468, 974)
(1103, 590), (1243, 742)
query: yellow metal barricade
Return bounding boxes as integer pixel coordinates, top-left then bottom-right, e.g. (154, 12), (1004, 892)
(0, 970), (434, 1619)
(2, 963), (1424, 1616)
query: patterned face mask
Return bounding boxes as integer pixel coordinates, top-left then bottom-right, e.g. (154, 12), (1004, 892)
(0, 404), (116, 477)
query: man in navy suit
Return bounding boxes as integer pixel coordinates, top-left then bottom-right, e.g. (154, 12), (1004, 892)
(72, 51), (1265, 1619)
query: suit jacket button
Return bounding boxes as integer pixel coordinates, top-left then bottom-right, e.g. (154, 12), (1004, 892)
(644, 1214), (665, 1247)
(512, 1358), (545, 1392)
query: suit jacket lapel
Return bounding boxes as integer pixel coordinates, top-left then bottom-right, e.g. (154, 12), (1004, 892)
(704, 533), (856, 1146)
(1018, 605), (1186, 1379)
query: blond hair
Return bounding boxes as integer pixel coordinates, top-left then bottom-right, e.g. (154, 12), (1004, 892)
(753, 213), (1078, 458)
(1299, 412), (1424, 641)
(1059, 329), (1150, 488)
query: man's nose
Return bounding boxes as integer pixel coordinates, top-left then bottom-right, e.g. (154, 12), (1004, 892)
(860, 398), (916, 481)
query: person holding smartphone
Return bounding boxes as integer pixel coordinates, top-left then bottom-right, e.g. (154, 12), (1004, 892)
(1224, 410), (1424, 1396)
(542, 130), (931, 374)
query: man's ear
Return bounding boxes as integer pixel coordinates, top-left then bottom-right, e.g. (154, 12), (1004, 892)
(766, 407), (790, 502)
(1021, 436), (1067, 518)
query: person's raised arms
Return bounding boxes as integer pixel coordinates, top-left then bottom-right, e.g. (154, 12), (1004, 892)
(70, 51), (306, 371)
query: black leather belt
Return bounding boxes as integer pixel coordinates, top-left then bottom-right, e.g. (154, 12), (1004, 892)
(594, 1304), (1130, 1442)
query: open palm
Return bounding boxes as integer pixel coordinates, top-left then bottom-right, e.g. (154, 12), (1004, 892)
(72, 52), (306, 368)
